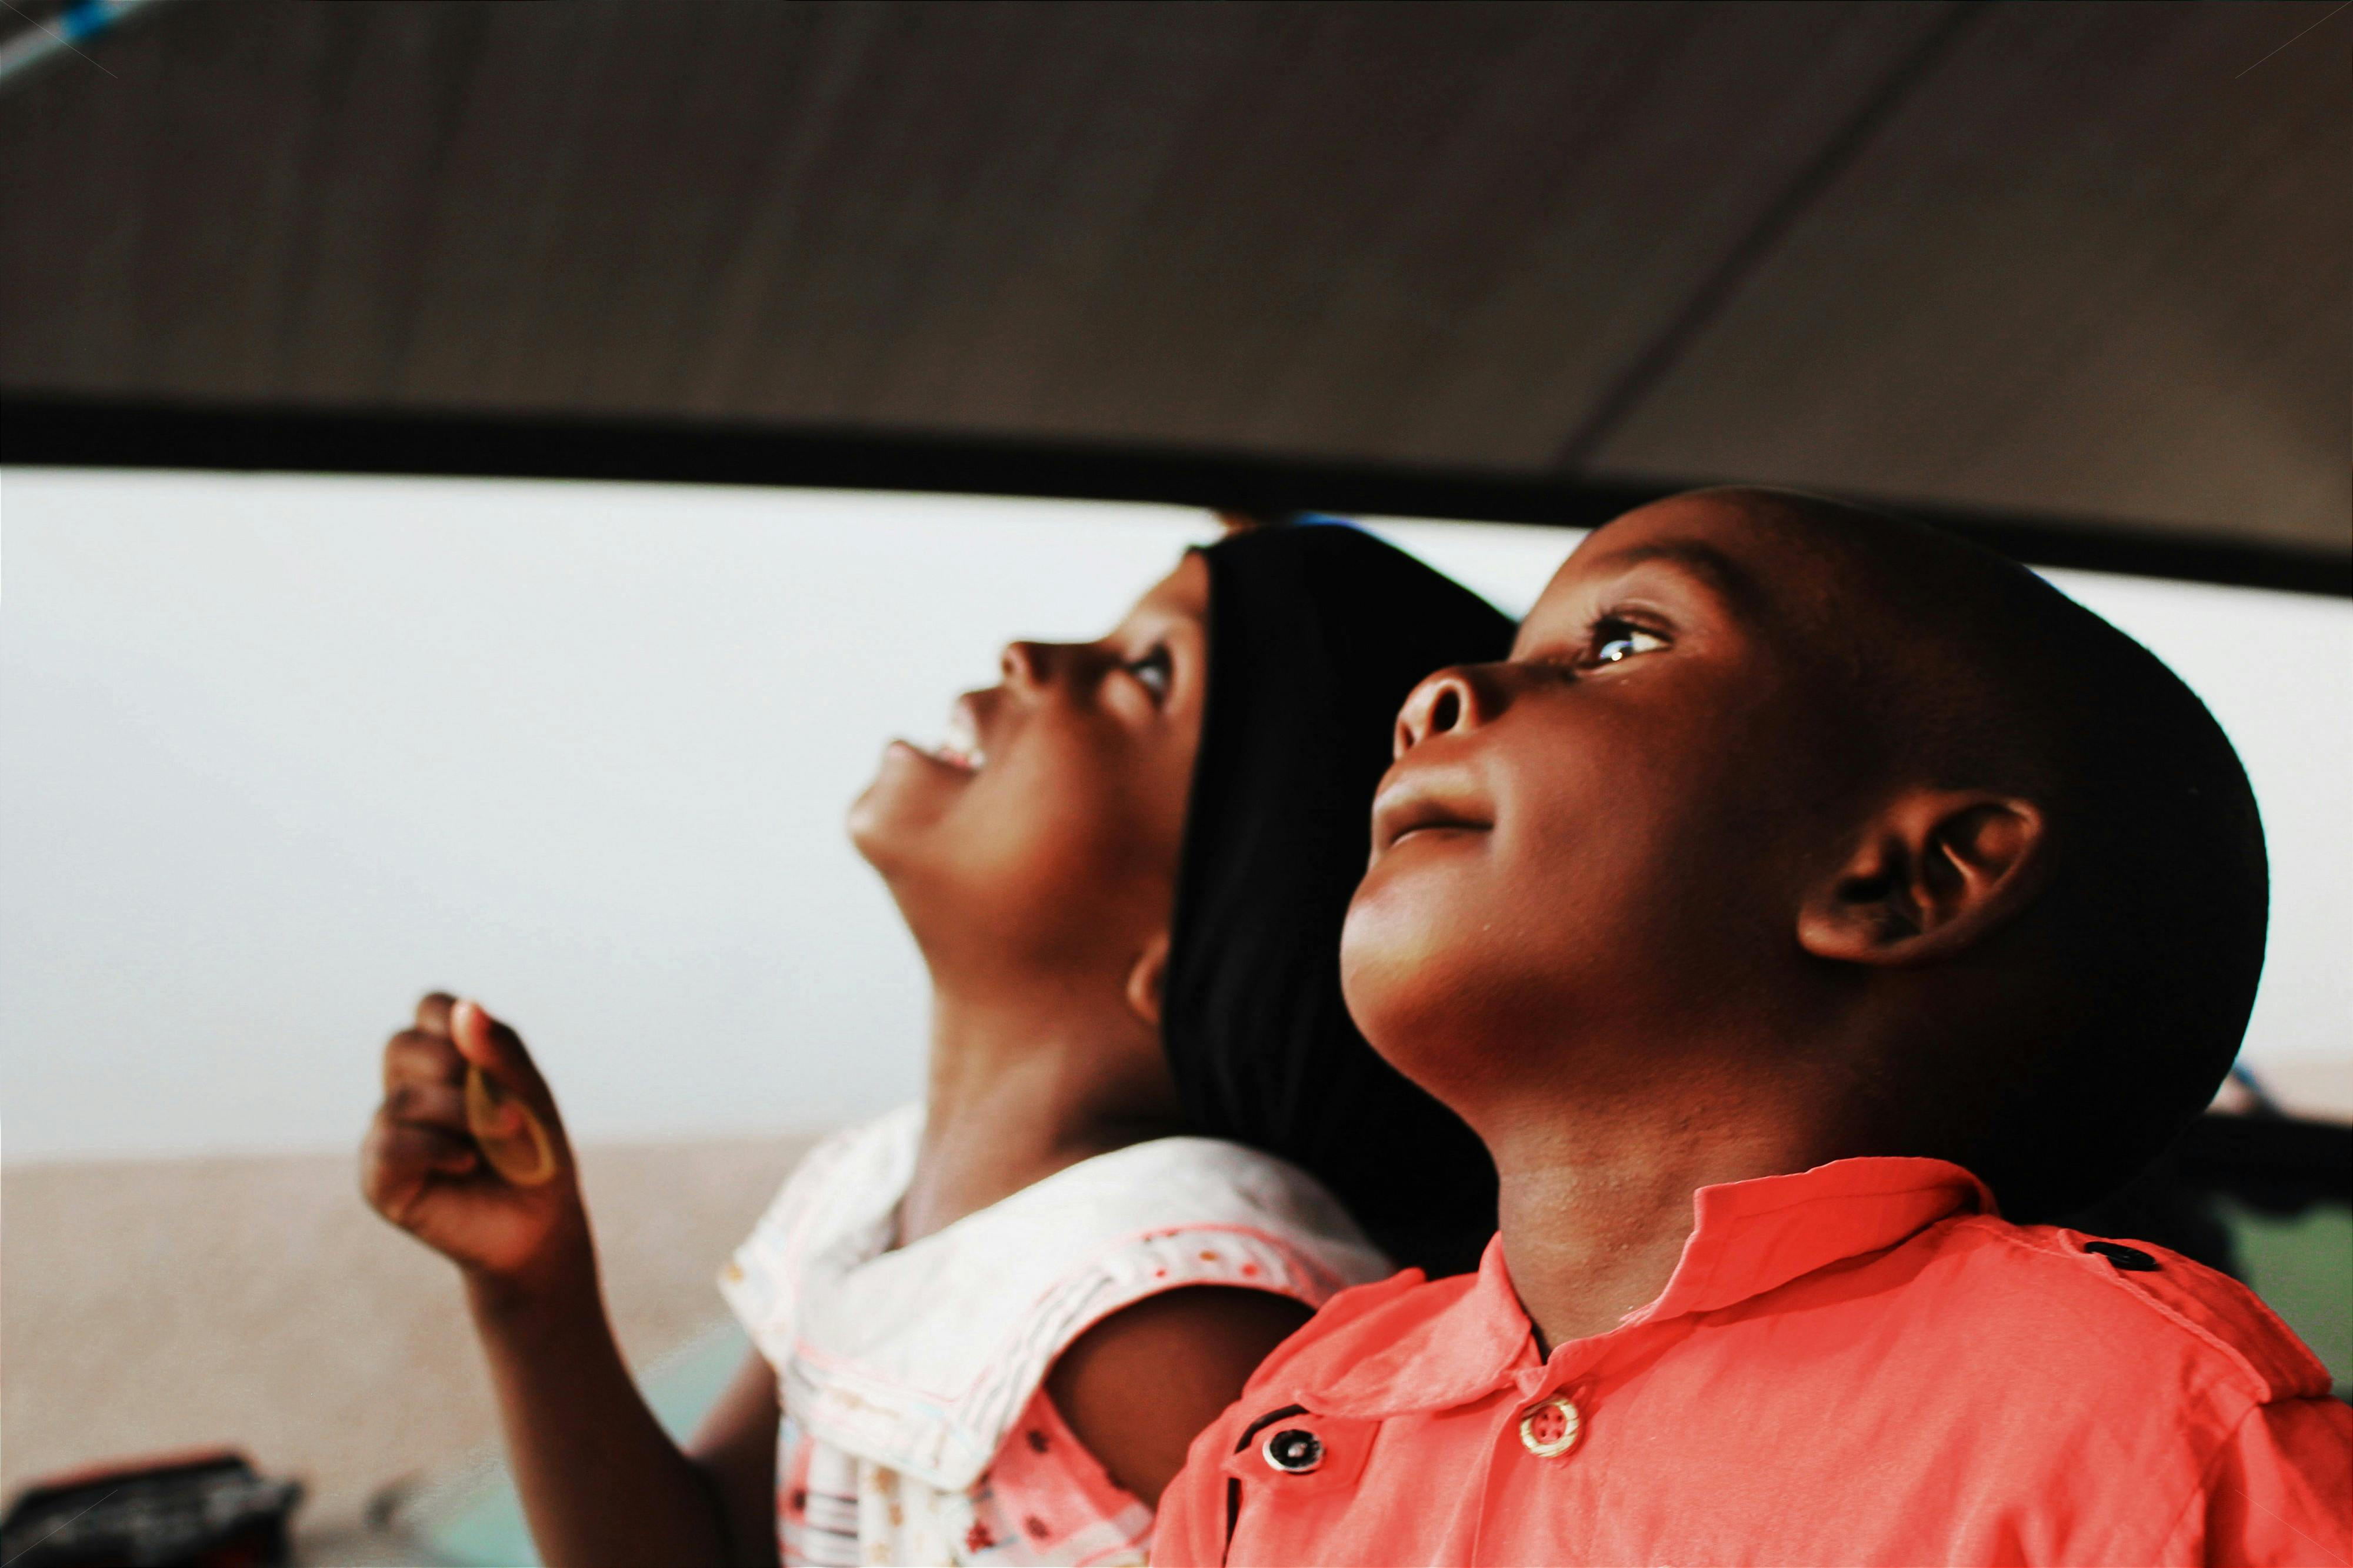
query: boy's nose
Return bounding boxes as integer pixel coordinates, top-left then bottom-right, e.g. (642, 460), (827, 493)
(1394, 667), (1487, 758)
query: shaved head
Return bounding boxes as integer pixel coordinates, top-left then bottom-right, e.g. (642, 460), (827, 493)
(1679, 489), (2267, 1216)
(1345, 484), (2266, 1225)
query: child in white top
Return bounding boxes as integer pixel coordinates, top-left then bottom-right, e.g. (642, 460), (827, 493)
(360, 523), (1508, 1566)
(722, 1107), (1379, 1564)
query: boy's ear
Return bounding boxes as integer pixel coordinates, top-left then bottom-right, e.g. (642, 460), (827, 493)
(1124, 932), (1171, 1029)
(1798, 789), (2052, 968)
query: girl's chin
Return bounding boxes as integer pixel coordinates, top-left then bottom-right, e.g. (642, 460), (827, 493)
(848, 750), (968, 864)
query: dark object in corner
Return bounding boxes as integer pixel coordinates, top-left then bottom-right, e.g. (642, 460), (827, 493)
(2174, 1112), (2353, 1216)
(2057, 1112), (2353, 1280)
(0, 1450), (302, 1568)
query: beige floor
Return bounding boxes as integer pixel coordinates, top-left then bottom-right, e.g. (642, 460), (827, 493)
(2, 1132), (824, 1552)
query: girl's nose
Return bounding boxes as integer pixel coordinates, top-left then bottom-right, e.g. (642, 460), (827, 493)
(1393, 666), (1491, 758)
(1000, 640), (1048, 688)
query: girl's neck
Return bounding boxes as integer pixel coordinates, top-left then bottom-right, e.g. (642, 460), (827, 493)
(897, 983), (1181, 1245)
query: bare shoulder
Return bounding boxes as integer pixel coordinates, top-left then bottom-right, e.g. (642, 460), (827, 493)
(1044, 1287), (1315, 1504)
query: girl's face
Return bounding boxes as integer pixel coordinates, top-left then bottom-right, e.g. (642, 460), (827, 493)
(849, 554), (1210, 987)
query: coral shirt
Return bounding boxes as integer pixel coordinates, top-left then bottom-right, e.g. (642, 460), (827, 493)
(1157, 1157), (2352, 1567)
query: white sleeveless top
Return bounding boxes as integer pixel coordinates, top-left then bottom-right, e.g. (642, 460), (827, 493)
(719, 1104), (1392, 1566)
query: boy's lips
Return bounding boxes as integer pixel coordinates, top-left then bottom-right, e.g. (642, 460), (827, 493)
(1371, 771), (1493, 856)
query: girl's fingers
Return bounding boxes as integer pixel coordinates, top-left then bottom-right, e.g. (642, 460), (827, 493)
(362, 1115), (480, 1205)
(384, 1028), (465, 1090)
(415, 992), (458, 1037)
(385, 1080), (469, 1132)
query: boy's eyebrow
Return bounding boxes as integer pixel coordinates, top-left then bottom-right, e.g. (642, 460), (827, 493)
(1580, 539), (1767, 623)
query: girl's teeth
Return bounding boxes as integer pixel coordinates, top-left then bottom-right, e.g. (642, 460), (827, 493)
(939, 708), (984, 769)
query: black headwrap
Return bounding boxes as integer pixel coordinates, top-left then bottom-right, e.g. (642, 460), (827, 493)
(1164, 523), (1514, 1277)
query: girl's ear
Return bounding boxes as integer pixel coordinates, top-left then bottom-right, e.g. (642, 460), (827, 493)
(1124, 932), (1172, 1029)
(1798, 789), (2052, 968)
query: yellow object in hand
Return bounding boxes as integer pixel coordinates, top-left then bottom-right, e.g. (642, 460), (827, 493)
(465, 1063), (557, 1186)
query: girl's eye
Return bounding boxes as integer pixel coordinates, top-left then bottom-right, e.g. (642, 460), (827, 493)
(1589, 619), (1668, 666)
(1126, 645), (1173, 699)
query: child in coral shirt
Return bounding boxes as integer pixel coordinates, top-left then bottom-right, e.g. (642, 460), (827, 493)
(1157, 488), (2351, 1567)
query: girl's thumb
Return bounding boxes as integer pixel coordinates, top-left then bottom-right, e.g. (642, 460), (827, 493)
(451, 998), (499, 1066)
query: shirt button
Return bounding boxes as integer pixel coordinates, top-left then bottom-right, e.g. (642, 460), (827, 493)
(1261, 1427), (1324, 1474)
(2085, 1241), (2160, 1272)
(1519, 1393), (1581, 1458)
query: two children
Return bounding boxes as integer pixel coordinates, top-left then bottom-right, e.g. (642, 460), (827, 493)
(369, 487), (2348, 1566)
(361, 523), (1507, 1566)
(1158, 488), (2351, 1565)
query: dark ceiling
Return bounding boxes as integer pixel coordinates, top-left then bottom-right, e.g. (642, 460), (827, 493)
(1, 0), (2344, 567)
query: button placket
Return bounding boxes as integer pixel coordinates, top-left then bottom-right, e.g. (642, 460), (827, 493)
(1507, 1350), (1595, 1464)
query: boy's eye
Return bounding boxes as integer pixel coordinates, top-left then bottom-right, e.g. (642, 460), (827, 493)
(1126, 645), (1173, 699)
(1589, 619), (1668, 666)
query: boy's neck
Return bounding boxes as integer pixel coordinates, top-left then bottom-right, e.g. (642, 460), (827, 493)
(897, 984), (1181, 1246)
(1484, 1079), (1847, 1354)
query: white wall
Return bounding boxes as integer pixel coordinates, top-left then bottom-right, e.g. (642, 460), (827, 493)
(2, 471), (2344, 1163)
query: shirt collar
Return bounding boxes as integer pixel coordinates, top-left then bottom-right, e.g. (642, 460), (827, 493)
(1302, 1156), (1995, 1418)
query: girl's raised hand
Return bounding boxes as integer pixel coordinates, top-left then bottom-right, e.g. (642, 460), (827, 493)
(361, 994), (592, 1299)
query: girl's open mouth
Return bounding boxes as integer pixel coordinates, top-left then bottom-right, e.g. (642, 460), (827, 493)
(928, 695), (987, 773)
